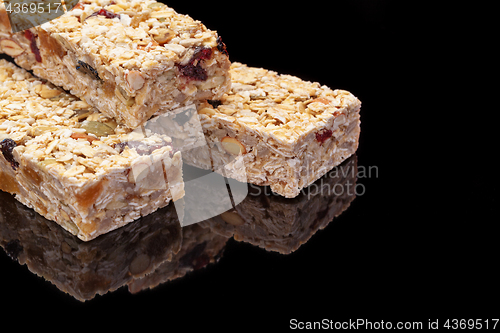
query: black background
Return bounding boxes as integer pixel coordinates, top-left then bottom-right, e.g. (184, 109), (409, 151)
(0, 0), (497, 329)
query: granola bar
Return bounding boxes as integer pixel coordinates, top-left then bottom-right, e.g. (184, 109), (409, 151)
(193, 62), (361, 198)
(0, 190), (182, 301)
(0, 0), (231, 128)
(0, 59), (184, 241)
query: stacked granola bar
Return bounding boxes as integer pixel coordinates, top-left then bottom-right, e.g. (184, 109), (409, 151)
(0, 59), (184, 241)
(0, 0), (231, 128)
(195, 63), (361, 198)
(0, 0), (361, 240)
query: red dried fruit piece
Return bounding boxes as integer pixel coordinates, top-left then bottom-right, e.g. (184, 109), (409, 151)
(177, 47), (212, 81)
(217, 36), (228, 56)
(86, 8), (120, 20)
(193, 47), (212, 61)
(24, 30), (41, 63)
(315, 129), (333, 145)
(1, 138), (19, 170)
(177, 63), (208, 81)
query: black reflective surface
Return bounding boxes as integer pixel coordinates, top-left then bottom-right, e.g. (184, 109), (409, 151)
(0, 0), (496, 327)
(0, 156), (357, 301)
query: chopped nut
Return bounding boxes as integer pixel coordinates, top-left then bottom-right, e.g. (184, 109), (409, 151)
(221, 137), (246, 155)
(115, 86), (135, 107)
(128, 160), (150, 184)
(309, 97), (331, 105)
(106, 5), (124, 13)
(73, 100), (90, 109)
(152, 28), (175, 45)
(147, 2), (165, 9)
(38, 86), (62, 99)
(125, 70), (145, 91)
(129, 253), (151, 276)
(79, 145), (95, 158)
(0, 39), (24, 57)
(220, 211), (245, 226)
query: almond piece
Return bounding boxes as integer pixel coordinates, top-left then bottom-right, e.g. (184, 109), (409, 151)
(129, 254), (151, 276)
(129, 160), (151, 184)
(152, 28), (175, 45)
(106, 5), (124, 13)
(220, 211), (245, 226)
(125, 70), (145, 91)
(310, 97), (331, 105)
(38, 86), (62, 99)
(0, 39), (24, 57)
(221, 137), (246, 155)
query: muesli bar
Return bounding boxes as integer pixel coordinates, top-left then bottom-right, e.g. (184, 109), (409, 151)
(0, 59), (184, 241)
(0, 190), (183, 301)
(0, 0), (231, 128)
(194, 62), (361, 198)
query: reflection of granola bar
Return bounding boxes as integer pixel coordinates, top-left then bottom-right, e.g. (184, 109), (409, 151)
(194, 63), (361, 198)
(200, 156), (357, 254)
(0, 0), (230, 128)
(128, 224), (228, 294)
(0, 190), (182, 301)
(0, 59), (184, 241)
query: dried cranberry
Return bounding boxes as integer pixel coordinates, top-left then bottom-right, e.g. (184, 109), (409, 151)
(24, 30), (41, 63)
(193, 47), (212, 61)
(1, 138), (19, 170)
(217, 36), (228, 57)
(86, 8), (120, 20)
(315, 129), (333, 145)
(177, 47), (213, 81)
(177, 63), (208, 81)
